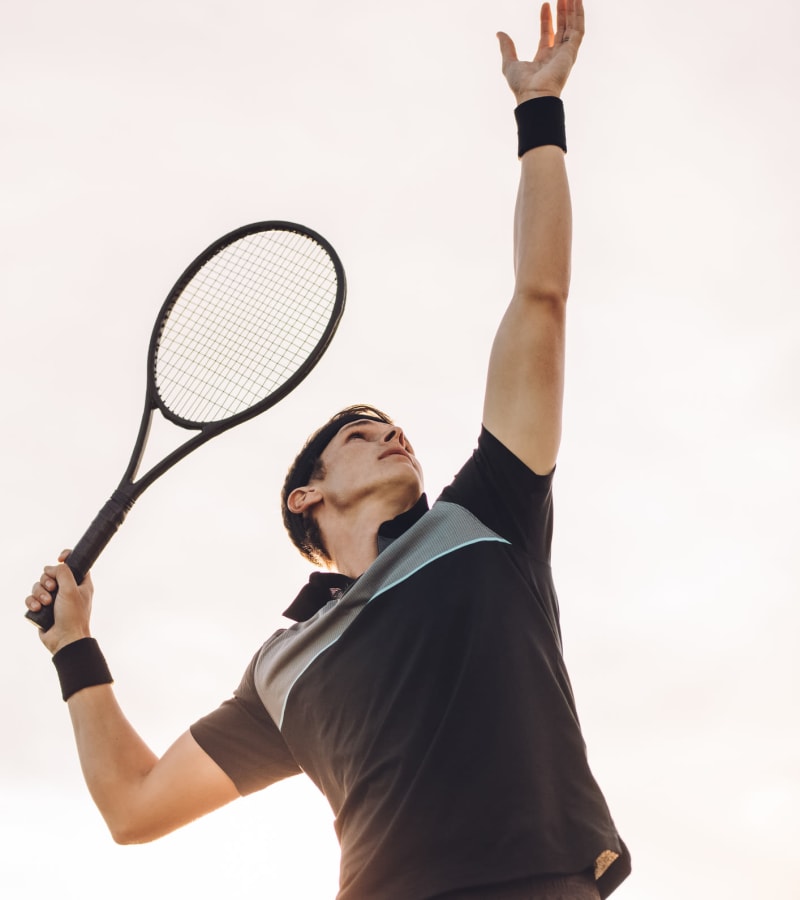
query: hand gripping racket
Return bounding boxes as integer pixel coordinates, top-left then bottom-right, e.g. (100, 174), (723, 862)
(26, 221), (346, 631)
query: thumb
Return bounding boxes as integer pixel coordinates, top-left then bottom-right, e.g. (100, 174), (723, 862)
(46, 552), (93, 596)
(496, 31), (519, 67)
(55, 548), (93, 589)
(44, 559), (80, 596)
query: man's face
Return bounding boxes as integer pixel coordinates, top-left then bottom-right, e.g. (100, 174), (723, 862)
(312, 418), (424, 513)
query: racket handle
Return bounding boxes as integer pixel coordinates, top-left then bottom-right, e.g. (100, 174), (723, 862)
(25, 493), (132, 632)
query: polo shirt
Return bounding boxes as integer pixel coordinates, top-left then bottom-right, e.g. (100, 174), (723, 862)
(191, 427), (630, 898)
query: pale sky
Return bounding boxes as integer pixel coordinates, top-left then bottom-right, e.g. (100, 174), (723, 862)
(2, 1), (798, 897)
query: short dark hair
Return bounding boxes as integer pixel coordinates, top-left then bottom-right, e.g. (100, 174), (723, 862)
(281, 404), (394, 565)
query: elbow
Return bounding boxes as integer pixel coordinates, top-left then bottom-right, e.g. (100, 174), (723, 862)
(110, 824), (153, 846)
(513, 284), (569, 308)
(107, 814), (161, 846)
(111, 830), (138, 846)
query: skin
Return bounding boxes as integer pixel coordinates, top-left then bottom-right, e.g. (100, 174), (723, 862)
(288, 420), (424, 577)
(25, 0), (585, 846)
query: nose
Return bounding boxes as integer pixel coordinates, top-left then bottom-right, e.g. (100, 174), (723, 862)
(383, 427), (406, 447)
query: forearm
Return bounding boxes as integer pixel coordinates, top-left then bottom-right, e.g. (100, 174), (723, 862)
(66, 683), (160, 841)
(513, 143), (572, 301)
(27, 563), (240, 843)
(498, 0), (582, 300)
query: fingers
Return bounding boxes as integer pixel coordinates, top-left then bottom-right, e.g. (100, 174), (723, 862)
(556, 0), (585, 44)
(26, 576), (56, 613)
(507, 1), (584, 63)
(25, 552), (81, 613)
(540, 3), (555, 51)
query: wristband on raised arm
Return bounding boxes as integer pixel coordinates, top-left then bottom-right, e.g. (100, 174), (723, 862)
(515, 96), (567, 157)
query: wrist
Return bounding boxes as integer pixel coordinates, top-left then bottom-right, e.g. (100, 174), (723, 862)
(514, 96), (567, 157)
(514, 89), (561, 104)
(51, 630), (92, 656)
(52, 637), (113, 701)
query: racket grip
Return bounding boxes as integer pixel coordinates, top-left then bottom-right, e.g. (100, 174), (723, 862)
(25, 492), (132, 632)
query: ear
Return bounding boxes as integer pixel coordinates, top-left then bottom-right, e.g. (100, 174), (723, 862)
(287, 485), (322, 515)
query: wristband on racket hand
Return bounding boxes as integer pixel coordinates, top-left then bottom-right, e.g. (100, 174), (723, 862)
(52, 637), (113, 701)
(515, 96), (567, 157)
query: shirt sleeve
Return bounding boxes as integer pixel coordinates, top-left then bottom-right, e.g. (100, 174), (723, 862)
(438, 427), (555, 563)
(190, 650), (302, 795)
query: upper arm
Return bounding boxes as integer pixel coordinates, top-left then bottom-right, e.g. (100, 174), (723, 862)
(113, 730), (241, 844)
(482, 290), (566, 476)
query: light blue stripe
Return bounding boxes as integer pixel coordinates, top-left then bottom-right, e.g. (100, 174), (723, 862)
(370, 536), (509, 602)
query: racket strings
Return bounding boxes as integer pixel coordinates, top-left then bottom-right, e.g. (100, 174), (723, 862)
(161, 265), (331, 418)
(155, 230), (338, 423)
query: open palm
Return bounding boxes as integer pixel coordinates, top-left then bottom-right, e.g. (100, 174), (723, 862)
(498, 0), (585, 102)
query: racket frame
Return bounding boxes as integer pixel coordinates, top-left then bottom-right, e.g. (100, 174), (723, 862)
(26, 220), (346, 630)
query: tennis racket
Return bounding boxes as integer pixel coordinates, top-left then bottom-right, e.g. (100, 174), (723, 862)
(26, 221), (346, 631)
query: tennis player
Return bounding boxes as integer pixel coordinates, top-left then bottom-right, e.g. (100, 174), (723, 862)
(26, 2), (631, 897)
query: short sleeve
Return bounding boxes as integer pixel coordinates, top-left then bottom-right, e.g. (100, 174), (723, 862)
(190, 651), (302, 795)
(439, 427), (554, 563)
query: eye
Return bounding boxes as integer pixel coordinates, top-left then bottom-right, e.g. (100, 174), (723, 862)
(345, 430), (365, 441)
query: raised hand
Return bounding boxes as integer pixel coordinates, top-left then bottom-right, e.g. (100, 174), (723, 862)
(497, 0), (585, 103)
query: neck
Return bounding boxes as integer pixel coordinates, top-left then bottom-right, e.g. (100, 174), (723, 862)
(320, 494), (417, 578)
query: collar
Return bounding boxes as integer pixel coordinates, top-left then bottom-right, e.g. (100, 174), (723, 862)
(283, 493), (430, 622)
(376, 492), (429, 552)
(282, 571), (355, 622)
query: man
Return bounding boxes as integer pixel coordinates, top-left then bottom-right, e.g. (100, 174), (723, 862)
(26, 1), (631, 897)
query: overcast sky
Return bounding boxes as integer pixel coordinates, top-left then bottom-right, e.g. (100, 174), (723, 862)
(2, 1), (798, 897)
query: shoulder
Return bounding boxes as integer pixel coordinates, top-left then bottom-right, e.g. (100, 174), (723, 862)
(440, 427), (554, 506)
(438, 427), (555, 560)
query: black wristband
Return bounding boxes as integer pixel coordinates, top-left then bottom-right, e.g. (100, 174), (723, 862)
(52, 637), (113, 701)
(515, 96), (567, 157)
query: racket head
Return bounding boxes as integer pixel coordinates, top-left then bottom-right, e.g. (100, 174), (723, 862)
(149, 221), (346, 430)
